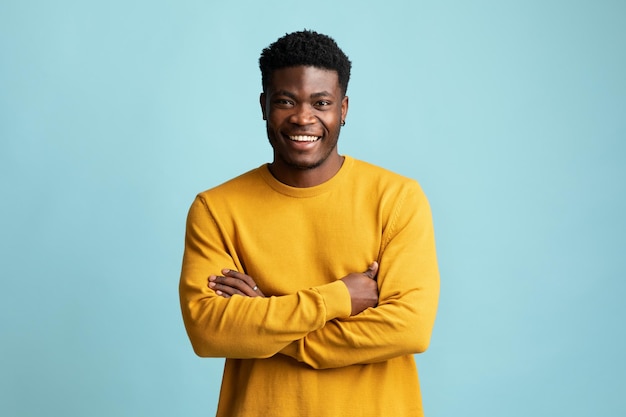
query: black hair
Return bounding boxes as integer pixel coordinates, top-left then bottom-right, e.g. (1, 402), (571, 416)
(259, 30), (352, 95)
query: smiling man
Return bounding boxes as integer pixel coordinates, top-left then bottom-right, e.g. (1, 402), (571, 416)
(261, 64), (346, 187)
(179, 30), (440, 417)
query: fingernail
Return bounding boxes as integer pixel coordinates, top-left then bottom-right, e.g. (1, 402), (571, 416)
(209, 282), (215, 288)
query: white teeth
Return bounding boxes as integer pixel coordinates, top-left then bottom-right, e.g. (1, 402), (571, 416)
(289, 135), (319, 142)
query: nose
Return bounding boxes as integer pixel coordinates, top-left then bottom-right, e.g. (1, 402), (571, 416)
(289, 104), (316, 125)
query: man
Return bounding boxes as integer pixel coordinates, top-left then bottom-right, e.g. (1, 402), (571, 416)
(179, 30), (439, 417)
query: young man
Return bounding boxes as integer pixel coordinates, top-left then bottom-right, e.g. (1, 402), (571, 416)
(179, 30), (440, 417)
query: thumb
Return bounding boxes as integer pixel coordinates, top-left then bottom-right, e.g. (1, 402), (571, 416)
(363, 261), (379, 279)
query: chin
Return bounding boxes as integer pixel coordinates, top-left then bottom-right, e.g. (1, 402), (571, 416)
(291, 161), (324, 170)
(283, 157), (325, 170)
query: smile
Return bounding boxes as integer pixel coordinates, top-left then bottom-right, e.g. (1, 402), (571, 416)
(289, 135), (320, 142)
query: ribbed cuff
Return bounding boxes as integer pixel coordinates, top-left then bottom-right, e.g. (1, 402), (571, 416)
(313, 280), (352, 321)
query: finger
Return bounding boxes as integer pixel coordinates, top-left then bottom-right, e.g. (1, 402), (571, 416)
(210, 271), (260, 297)
(209, 277), (247, 297)
(223, 269), (260, 294)
(363, 261), (379, 279)
(209, 274), (247, 293)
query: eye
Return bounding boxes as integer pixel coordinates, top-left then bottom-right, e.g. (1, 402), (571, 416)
(273, 98), (294, 108)
(315, 100), (332, 108)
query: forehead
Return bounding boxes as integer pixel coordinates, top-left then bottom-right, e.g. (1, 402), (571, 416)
(267, 66), (341, 95)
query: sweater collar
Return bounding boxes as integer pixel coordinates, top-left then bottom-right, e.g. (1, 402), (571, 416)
(259, 155), (354, 198)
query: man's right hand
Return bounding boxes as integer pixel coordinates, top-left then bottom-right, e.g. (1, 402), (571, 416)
(340, 261), (379, 315)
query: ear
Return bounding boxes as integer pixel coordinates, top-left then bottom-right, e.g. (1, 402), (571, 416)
(341, 95), (349, 122)
(260, 92), (267, 120)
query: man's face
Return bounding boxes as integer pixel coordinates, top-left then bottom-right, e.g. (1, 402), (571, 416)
(261, 66), (348, 182)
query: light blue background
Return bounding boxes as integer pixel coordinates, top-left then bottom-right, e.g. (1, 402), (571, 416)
(1, 1), (625, 416)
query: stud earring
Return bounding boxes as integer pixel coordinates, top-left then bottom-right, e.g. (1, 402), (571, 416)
(341, 120), (346, 126)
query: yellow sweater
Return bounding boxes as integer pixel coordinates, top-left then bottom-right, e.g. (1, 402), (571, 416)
(179, 156), (440, 417)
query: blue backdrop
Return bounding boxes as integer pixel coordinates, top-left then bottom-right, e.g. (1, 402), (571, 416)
(1, 1), (625, 416)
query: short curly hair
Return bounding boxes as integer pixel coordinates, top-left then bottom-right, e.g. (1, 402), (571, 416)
(259, 30), (352, 95)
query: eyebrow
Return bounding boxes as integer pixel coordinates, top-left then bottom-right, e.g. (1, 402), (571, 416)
(273, 90), (334, 99)
(311, 91), (333, 98)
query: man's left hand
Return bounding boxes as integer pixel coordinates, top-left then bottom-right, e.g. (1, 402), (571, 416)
(209, 269), (266, 298)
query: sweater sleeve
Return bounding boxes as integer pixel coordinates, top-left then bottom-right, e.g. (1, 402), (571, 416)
(179, 195), (353, 359)
(278, 184), (440, 369)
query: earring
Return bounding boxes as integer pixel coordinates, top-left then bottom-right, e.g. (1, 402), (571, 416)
(341, 120), (346, 126)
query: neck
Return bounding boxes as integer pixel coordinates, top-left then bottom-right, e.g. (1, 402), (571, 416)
(269, 154), (345, 188)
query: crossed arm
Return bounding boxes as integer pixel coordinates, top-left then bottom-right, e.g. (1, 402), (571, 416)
(209, 262), (380, 316)
(206, 255), (437, 369)
(180, 185), (439, 368)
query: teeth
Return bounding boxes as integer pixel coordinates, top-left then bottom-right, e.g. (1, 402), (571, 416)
(289, 135), (319, 142)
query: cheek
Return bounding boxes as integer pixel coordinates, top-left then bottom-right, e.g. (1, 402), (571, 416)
(326, 114), (342, 130)
(267, 112), (286, 129)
